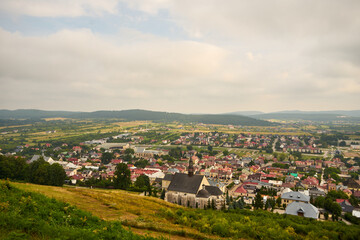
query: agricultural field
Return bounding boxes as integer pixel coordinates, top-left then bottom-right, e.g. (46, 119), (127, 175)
(0, 119), (151, 152)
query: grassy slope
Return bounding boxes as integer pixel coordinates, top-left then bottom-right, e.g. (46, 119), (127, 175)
(0, 181), (158, 240)
(12, 182), (220, 240)
(11, 182), (360, 240)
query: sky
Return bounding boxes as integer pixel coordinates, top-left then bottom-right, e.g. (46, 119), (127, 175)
(0, 0), (359, 114)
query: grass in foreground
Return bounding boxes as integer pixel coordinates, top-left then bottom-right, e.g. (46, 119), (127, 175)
(11, 182), (360, 240)
(0, 180), (159, 240)
(12, 182), (218, 240)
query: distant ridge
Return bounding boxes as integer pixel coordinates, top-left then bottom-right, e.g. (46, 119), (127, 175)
(225, 111), (264, 116)
(225, 110), (360, 122)
(0, 109), (276, 126)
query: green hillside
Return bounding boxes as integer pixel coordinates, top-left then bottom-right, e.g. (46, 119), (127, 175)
(6, 182), (360, 240)
(0, 180), (157, 240)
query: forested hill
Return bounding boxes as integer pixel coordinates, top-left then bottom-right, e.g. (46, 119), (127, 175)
(0, 109), (277, 126)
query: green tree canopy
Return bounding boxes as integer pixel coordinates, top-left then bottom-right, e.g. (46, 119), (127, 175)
(254, 192), (263, 209)
(134, 174), (150, 190)
(48, 163), (67, 186)
(101, 152), (114, 164)
(124, 148), (135, 155)
(114, 163), (131, 190)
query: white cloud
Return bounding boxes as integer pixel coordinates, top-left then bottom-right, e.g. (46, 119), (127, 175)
(0, 1), (360, 112)
(0, 0), (119, 17)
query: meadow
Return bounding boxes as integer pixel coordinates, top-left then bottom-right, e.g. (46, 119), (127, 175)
(0, 180), (158, 240)
(9, 182), (360, 240)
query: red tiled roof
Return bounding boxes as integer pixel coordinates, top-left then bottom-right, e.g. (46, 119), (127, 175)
(234, 185), (247, 194)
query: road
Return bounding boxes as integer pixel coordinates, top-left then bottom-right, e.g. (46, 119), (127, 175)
(272, 137), (278, 153)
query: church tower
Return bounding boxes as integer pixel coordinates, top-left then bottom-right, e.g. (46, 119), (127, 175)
(188, 157), (194, 177)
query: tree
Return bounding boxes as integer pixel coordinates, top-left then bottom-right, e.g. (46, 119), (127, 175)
(226, 191), (230, 204)
(134, 159), (149, 169)
(124, 148), (135, 155)
(208, 146), (213, 152)
(33, 162), (50, 185)
(0, 155), (28, 181)
(114, 163), (131, 190)
(276, 197), (282, 208)
(327, 190), (348, 200)
(101, 152), (114, 164)
(331, 202), (342, 221)
(160, 189), (166, 200)
(254, 192), (263, 209)
(27, 158), (47, 184)
(223, 150), (230, 156)
(339, 141), (346, 147)
(48, 163), (66, 186)
(123, 154), (133, 162)
(134, 174), (150, 191)
(186, 145), (193, 151)
(314, 196), (325, 208)
(211, 199), (216, 209)
(279, 153), (286, 161)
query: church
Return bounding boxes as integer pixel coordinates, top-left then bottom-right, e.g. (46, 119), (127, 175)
(163, 158), (224, 209)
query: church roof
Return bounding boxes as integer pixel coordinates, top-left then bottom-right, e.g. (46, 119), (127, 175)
(205, 186), (223, 196)
(163, 174), (174, 181)
(167, 173), (205, 194)
(196, 189), (211, 198)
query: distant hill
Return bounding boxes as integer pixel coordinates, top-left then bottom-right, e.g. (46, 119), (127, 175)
(274, 110), (360, 117)
(225, 109), (360, 122)
(0, 109), (77, 119)
(225, 111), (264, 116)
(0, 109), (276, 126)
(251, 111), (360, 122)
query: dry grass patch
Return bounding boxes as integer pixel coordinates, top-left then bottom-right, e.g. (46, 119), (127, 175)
(12, 183), (220, 240)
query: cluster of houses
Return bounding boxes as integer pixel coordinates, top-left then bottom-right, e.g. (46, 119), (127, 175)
(11, 130), (360, 221)
(277, 135), (322, 154)
(173, 132), (273, 149)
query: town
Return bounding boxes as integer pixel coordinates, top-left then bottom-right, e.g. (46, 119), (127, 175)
(2, 119), (360, 225)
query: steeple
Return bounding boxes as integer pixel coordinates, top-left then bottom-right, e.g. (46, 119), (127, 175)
(188, 157), (194, 177)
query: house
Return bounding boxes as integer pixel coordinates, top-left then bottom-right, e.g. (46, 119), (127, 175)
(134, 147), (163, 159)
(302, 177), (319, 189)
(233, 184), (256, 198)
(309, 187), (326, 199)
(285, 202), (319, 219)
(281, 191), (310, 207)
(97, 143), (129, 150)
(345, 178), (360, 192)
(165, 159), (224, 209)
(29, 155), (55, 165)
(336, 199), (354, 213)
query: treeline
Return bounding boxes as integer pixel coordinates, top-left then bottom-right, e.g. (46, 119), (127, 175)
(0, 118), (44, 127)
(0, 181), (157, 239)
(0, 109), (277, 126)
(79, 163), (155, 195)
(0, 155), (66, 186)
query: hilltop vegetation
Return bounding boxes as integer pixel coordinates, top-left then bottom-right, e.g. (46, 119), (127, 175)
(0, 109), (276, 126)
(0, 180), (157, 240)
(9, 182), (360, 240)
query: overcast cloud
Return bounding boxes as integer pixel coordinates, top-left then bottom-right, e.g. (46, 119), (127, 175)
(0, 0), (359, 113)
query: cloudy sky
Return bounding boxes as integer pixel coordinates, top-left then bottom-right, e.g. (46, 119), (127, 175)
(0, 0), (359, 113)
